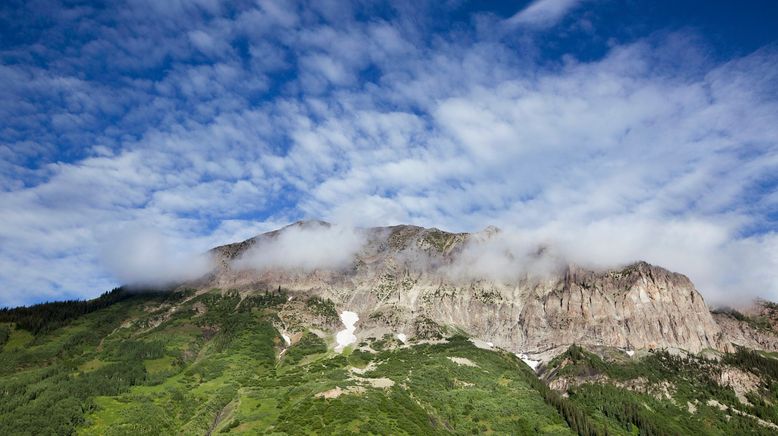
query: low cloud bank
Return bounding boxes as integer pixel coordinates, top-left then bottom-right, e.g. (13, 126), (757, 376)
(233, 222), (366, 272)
(101, 228), (214, 288)
(220, 219), (775, 307)
(443, 219), (778, 306)
(102, 218), (775, 307)
(442, 228), (565, 282)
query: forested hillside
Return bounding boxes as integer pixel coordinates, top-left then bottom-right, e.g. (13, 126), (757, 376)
(2, 288), (778, 435)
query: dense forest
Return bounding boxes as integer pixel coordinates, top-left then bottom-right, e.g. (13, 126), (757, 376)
(0, 287), (171, 334)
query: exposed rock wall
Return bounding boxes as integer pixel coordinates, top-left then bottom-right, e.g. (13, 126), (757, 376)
(713, 309), (778, 352)
(191, 222), (730, 355)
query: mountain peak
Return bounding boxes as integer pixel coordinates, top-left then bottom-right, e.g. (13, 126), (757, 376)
(199, 222), (728, 355)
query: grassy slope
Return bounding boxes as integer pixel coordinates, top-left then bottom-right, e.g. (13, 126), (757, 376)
(4, 290), (778, 435)
(0, 291), (572, 435)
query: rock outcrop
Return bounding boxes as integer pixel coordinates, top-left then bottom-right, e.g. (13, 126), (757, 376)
(189, 221), (730, 356)
(713, 301), (778, 351)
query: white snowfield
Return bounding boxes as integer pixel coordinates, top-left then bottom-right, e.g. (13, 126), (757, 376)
(335, 311), (359, 352)
(516, 353), (542, 370)
(282, 334), (291, 346)
(395, 333), (407, 343)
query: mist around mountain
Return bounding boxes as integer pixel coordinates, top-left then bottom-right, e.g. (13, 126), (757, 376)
(3, 222), (778, 435)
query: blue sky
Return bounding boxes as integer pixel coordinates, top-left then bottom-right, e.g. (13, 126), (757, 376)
(1, 0), (777, 307)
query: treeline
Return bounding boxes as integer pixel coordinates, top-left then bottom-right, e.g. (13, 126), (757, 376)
(0, 324), (9, 347)
(0, 287), (180, 334)
(305, 296), (338, 321)
(524, 349), (606, 435)
(283, 331), (327, 365)
(711, 307), (773, 331)
(724, 347), (778, 380)
(723, 348), (778, 426)
(597, 392), (664, 436)
(540, 345), (680, 435)
(541, 386), (606, 436)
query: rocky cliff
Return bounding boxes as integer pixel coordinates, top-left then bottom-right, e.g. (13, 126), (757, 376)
(190, 221), (730, 357)
(713, 301), (778, 351)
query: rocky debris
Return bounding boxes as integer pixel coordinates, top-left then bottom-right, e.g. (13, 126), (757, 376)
(448, 356), (478, 367)
(190, 222), (733, 357)
(706, 399), (778, 430)
(353, 376), (395, 389)
(349, 361), (378, 375)
(192, 302), (207, 316)
(315, 386), (365, 399)
(718, 367), (762, 405)
(454, 379), (475, 388)
(549, 374), (675, 402)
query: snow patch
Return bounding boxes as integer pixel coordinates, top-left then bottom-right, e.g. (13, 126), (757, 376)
(282, 334), (291, 346)
(395, 333), (407, 343)
(516, 353), (542, 370)
(335, 311), (359, 352)
(626, 349), (635, 357)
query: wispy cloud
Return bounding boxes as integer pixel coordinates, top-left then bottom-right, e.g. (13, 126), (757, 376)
(0, 1), (776, 306)
(101, 227), (214, 288)
(234, 222), (366, 272)
(506, 0), (583, 28)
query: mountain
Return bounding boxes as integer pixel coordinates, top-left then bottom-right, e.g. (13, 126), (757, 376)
(202, 221), (728, 358)
(1, 221), (778, 435)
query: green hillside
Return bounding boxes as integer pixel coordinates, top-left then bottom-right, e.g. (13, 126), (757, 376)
(1, 289), (777, 435)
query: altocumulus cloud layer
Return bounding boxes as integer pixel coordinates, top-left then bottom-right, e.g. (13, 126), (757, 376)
(0, 0), (776, 306)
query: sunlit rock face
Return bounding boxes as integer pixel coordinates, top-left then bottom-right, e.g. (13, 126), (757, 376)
(712, 300), (778, 352)
(191, 221), (729, 355)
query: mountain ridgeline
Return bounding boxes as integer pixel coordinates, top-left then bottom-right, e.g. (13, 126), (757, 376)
(3, 221), (778, 435)
(202, 221), (729, 357)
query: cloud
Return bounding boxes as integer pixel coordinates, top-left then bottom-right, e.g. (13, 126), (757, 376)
(442, 228), (564, 282)
(0, 1), (776, 308)
(506, 0), (583, 28)
(101, 228), (215, 288)
(233, 222), (366, 272)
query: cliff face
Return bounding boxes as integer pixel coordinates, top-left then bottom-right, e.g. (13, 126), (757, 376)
(713, 301), (778, 351)
(516, 262), (728, 354)
(194, 222), (729, 355)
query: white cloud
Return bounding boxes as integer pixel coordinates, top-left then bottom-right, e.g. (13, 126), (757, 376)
(442, 228), (564, 282)
(507, 0), (583, 28)
(0, 2), (776, 308)
(234, 222), (366, 271)
(101, 227), (215, 288)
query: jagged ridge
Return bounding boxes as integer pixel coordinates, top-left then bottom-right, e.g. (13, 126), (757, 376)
(196, 221), (730, 357)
